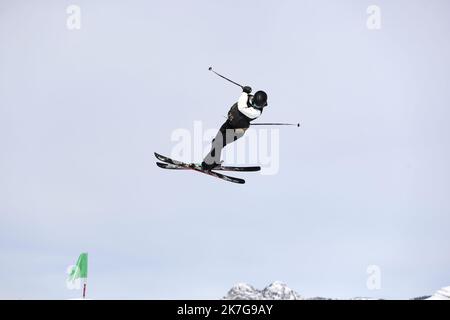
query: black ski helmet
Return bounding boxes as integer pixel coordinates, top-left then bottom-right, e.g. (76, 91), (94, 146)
(252, 91), (268, 108)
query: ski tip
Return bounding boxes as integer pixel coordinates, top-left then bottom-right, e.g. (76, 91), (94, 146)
(225, 176), (246, 184)
(156, 162), (166, 168)
(218, 178), (245, 184)
(244, 166), (261, 172)
(154, 152), (166, 161)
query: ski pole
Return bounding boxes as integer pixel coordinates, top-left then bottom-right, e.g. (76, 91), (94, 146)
(251, 122), (300, 127)
(209, 67), (244, 89)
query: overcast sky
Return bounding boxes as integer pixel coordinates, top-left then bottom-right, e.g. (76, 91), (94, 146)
(1, 0), (450, 299)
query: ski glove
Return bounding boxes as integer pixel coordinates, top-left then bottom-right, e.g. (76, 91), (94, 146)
(243, 86), (252, 94)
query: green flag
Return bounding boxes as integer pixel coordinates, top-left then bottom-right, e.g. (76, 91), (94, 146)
(68, 253), (88, 282)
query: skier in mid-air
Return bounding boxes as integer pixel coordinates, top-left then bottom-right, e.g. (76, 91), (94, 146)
(155, 67), (284, 184)
(201, 86), (268, 170)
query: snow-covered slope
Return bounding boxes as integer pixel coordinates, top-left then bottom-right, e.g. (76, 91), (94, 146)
(223, 281), (302, 300)
(427, 286), (450, 300)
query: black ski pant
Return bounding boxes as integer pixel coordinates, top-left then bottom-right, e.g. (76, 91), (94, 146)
(203, 120), (247, 165)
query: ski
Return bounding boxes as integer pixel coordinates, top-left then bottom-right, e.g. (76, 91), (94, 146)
(154, 153), (245, 184)
(156, 162), (260, 172)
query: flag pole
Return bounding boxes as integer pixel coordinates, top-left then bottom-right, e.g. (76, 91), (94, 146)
(82, 281), (87, 299)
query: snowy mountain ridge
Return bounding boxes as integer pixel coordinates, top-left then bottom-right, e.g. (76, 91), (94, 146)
(223, 281), (450, 300)
(426, 286), (450, 300)
(223, 281), (302, 300)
